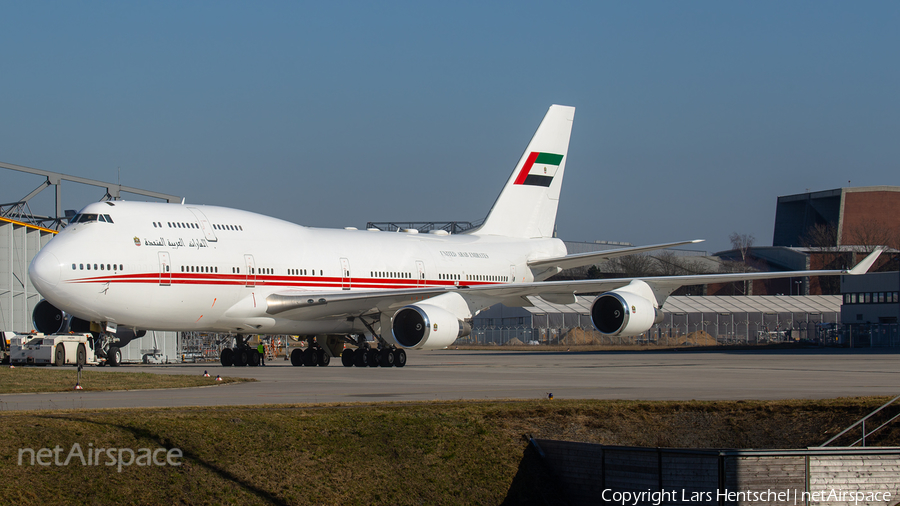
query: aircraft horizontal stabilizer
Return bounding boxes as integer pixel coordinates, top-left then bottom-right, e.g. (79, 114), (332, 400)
(527, 239), (704, 272)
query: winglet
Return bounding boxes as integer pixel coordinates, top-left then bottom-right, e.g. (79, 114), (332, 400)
(847, 247), (885, 275)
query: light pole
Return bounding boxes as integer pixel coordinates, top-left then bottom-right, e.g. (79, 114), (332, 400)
(794, 280), (802, 296)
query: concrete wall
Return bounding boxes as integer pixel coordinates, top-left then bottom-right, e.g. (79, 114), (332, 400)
(533, 440), (900, 506)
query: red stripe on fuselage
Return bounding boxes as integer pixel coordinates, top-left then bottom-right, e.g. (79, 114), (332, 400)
(66, 274), (499, 289)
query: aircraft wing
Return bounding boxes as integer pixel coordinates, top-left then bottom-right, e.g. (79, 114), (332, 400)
(478, 247), (884, 306)
(265, 287), (459, 319)
(265, 248), (883, 318)
(527, 239), (705, 272)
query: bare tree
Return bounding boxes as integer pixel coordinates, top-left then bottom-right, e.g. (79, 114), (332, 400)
(800, 223), (843, 294)
(728, 232), (756, 295)
(610, 253), (658, 277)
(729, 232), (755, 263)
(844, 220), (899, 252)
(800, 223), (838, 249)
(655, 250), (712, 295)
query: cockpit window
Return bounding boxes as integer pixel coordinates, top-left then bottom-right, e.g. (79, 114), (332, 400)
(76, 214), (98, 223)
(70, 213), (113, 224)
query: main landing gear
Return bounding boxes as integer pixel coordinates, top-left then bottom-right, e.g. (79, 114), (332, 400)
(220, 335), (263, 367)
(339, 346), (406, 368)
(290, 342), (330, 367)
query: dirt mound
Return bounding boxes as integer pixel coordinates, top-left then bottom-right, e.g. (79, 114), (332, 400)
(505, 337), (524, 346)
(560, 328), (600, 345)
(667, 330), (717, 346)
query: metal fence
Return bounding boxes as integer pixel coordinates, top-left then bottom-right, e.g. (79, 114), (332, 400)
(824, 323), (900, 348)
(464, 321), (900, 348)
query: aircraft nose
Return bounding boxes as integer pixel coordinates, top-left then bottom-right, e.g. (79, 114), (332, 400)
(30, 250), (61, 292)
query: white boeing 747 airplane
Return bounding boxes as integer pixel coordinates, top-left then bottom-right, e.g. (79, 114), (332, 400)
(28, 105), (882, 368)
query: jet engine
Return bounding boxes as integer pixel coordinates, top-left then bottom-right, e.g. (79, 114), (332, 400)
(391, 304), (471, 350)
(33, 299), (67, 334)
(590, 280), (665, 336)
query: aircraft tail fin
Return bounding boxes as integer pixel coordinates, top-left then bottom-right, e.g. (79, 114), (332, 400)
(469, 105), (575, 238)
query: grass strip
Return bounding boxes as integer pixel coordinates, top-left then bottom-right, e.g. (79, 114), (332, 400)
(0, 367), (252, 394)
(0, 397), (897, 506)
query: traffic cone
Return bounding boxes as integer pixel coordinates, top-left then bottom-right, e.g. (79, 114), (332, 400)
(203, 371), (210, 377)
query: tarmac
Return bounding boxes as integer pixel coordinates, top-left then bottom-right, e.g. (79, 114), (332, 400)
(1, 348), (898, 411)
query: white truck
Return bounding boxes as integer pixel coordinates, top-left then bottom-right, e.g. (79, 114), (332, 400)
(9, 333), (105, 366)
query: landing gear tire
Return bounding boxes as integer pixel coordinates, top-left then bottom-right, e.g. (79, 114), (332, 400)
(341, 349), (355, 367)
(393, 348), (406, 367)
(317, 350), (330, 367)
(108, 347), (121, 367)
(235, 349), (249, 367)
(367, 349), (379, 367)
(249, 351), (260, 367)
(76, 344), (87, 367)
(220, 348), (234, 367)
(55, 344), (66, 367)
(353, 348), (369, 367)
(302, 348), (317, 366)
(290, 348), (304, 366)
(380, 348), (395, 367)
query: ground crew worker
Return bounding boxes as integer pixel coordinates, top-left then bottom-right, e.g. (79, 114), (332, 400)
(257, 341), (266, 366)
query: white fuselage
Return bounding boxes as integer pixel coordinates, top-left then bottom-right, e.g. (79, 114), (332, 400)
(29, 201), (566, 335)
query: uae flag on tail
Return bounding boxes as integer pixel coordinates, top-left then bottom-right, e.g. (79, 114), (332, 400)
(513, 152), (564, 187)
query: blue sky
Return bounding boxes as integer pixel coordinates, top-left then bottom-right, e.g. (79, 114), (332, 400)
(2, 1), (898, 252)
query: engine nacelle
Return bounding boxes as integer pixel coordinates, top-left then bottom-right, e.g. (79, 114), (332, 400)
(33, 299), (66, 334)
(391, 304), (471, 350)
(590, 281), (665, 337)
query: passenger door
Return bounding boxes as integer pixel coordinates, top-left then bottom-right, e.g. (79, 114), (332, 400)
(158, 252), (171, 286)
(244, 254), (256, 287)
(340, 258), (351, 290)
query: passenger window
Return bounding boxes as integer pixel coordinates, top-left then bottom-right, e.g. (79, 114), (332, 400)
(80, 264), (84, 270)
